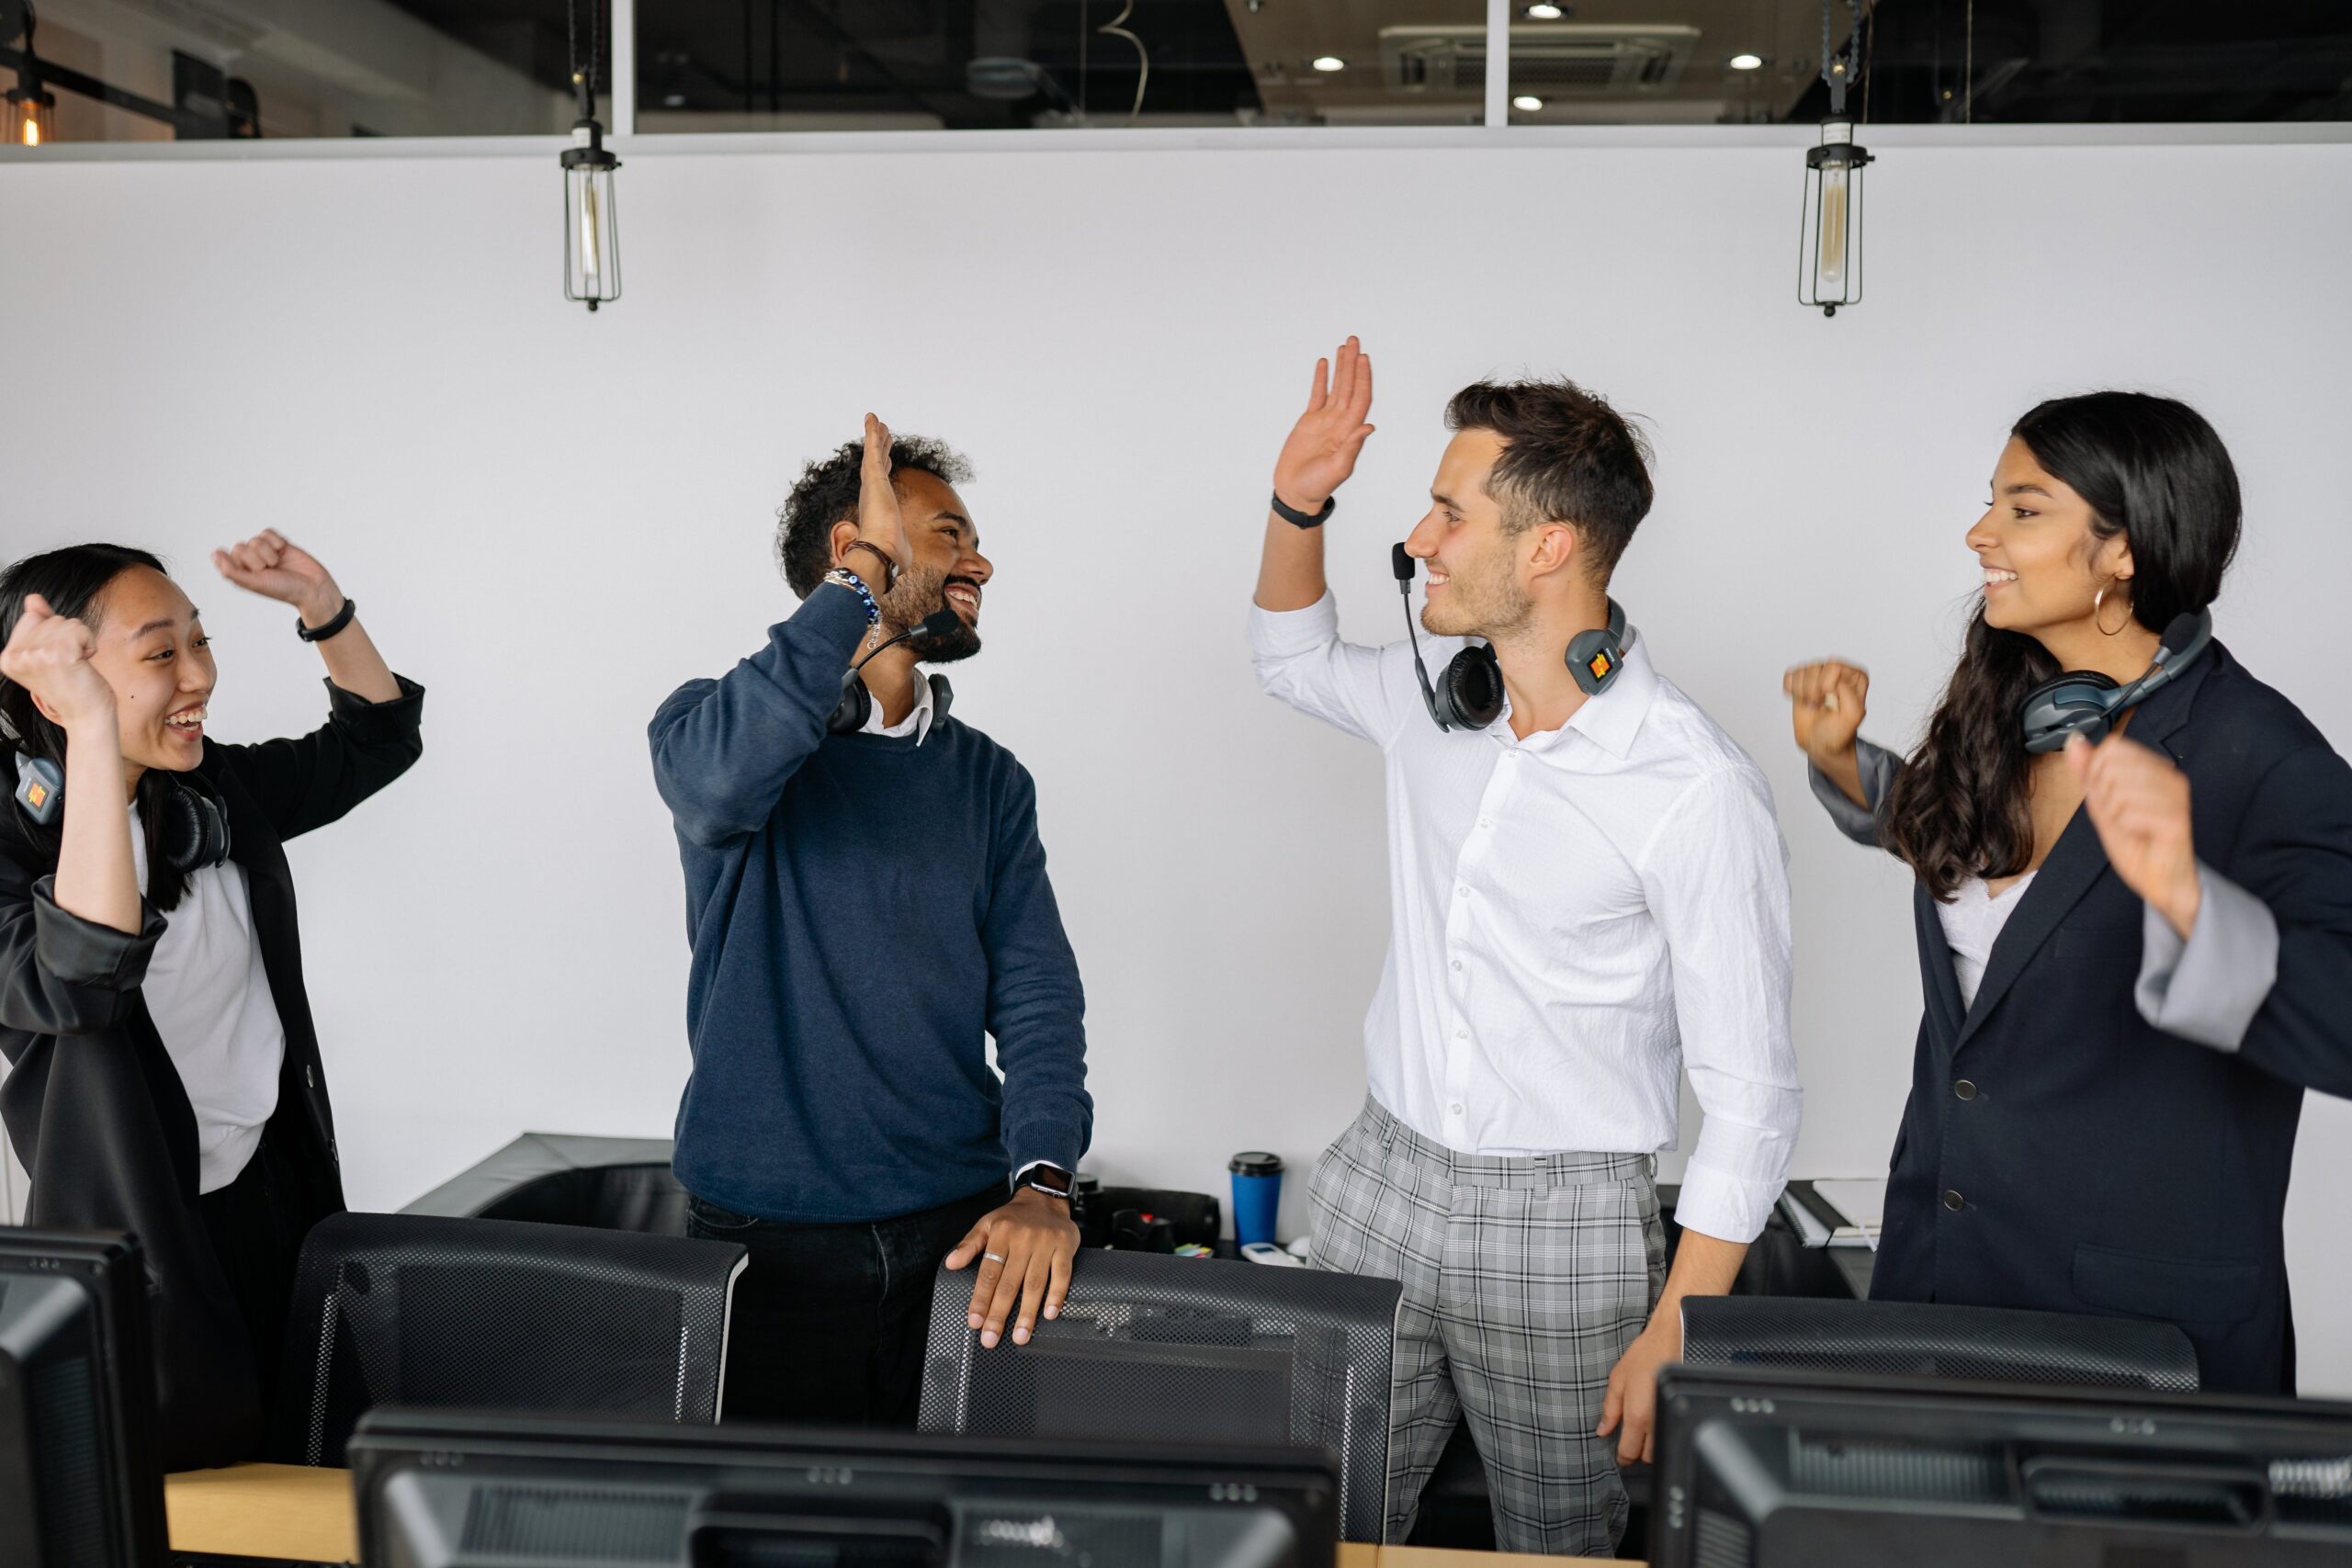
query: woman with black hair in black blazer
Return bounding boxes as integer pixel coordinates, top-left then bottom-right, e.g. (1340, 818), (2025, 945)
(1783, 391), (2352, 1395)
(0, 535), (422, 1468)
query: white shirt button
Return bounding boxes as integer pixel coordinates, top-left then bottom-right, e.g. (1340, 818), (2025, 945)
(1456, 886), (1469, 897)
(1478, 818), (1493, 829)
(1455, 1028), (1468, 1040)
(1451, 959), (1463, 971)
(1449, 1102), (1465, 1117)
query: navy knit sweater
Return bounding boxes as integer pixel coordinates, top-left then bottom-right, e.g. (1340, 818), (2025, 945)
(648, 584), (1091, 1224)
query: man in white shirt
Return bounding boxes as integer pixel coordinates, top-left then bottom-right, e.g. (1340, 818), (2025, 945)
(1249, 338), (1803, 1556)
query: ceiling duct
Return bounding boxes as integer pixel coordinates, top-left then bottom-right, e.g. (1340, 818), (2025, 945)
(1379, 23), (1700, 97)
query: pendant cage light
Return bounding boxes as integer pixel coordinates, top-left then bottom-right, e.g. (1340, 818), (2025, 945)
(1799, 0), (1873, 316)
(6, 4), (57, 146)
(561, 0), (620, 311)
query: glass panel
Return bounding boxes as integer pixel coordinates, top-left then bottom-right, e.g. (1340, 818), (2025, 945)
(635, 0), (1490, 131)
(0, 1), (609, 142)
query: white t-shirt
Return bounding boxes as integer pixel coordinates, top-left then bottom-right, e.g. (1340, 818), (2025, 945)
(129, 801), (285, 1194)
(1939, 871), (2039, 1011)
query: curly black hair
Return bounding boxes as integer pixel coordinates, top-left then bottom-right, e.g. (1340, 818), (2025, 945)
(775, 434), (975, 598)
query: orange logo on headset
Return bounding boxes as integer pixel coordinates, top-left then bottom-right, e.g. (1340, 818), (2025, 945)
(24, 781), (47, 810)
(1589, 653), (1612, 680)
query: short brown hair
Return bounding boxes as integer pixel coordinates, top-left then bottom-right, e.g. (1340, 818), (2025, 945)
(1444, 378), (1654, 581)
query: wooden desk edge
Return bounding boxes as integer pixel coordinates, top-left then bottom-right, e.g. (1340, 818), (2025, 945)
(164, 1463), (1626, 1566)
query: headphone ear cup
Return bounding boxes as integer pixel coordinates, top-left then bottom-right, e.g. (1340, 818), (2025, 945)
(2018, 672), (2121, 754)
(162, 778), (232, 873)
(1438, 646), (1504, 730)
(827, 671), (870, 735)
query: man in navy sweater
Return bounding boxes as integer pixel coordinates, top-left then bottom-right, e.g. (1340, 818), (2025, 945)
(649, 414), (1092, 1427)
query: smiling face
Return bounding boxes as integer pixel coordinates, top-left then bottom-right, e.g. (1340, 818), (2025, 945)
(1968, 434), (2133, 639)
(1403, 428), (1536, 640)
(882, 468), (993, 664)
(74, 566), (217, 783)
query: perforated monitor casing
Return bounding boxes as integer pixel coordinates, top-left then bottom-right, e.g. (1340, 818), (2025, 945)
(918, 1251), (1401, 1543)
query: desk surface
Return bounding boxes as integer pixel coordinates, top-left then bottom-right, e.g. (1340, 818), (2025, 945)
(164, 1464), (1616, 1567)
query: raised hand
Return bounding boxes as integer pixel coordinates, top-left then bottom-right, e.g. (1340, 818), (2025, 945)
(1782, 660), (1869, 767)
(212, 531), (344, 626)
(1272, 336), (1376, 514)
(844, 412), (914, 591)
(2066, 732), (2202, 939)
(0, 593), (116, 733)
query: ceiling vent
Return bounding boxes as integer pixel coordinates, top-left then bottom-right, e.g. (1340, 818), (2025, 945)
(1380, 24), (1700, 96)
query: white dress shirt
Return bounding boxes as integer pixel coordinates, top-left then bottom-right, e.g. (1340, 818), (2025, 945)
(129, 803), (285, 1194)
(861, 670), (937, 744)
(1250, 592), (1803, 1243)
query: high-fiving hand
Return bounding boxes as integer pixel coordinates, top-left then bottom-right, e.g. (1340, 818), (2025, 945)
(2066, 731), (2201, 939)
(211, 530), (345, 626)
(1272, 336), (1376, 516)
(845, 412), (914, 590)
(0, 594), (115, 733)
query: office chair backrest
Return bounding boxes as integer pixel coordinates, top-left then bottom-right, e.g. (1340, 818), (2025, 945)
(270, 1213), (747, 1466)
(917, 1250), (1401, 1544)
(398, 1133), (691, 1235)
(1680, 1296), (2199, 1392)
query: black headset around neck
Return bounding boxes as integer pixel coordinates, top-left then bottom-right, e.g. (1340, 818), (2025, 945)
(827, 609), (963, 735)
(2018, 608), (2213, 754)
(11, 750), (232, 872)
(1390, 544), (1629, 732)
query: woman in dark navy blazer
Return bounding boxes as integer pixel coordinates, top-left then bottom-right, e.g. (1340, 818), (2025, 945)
(1781, 391), (2352, 1395)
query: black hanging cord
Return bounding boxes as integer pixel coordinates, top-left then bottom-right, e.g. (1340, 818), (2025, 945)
(567, 0), (601, 119)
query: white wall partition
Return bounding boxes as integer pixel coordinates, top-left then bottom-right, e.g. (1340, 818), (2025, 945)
(3, 126), (2348, 1390)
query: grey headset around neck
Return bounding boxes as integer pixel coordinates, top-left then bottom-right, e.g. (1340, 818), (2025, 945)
(11, 750), (232, 872)
(1390, 544), (1628, 732)
(2018, 608), (2213, 754)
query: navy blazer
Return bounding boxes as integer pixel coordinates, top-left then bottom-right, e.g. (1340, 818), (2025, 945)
(1827, 643), (2352, 1394)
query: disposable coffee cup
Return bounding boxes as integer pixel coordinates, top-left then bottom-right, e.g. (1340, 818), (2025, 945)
(1228, 1152), (1284, 1247)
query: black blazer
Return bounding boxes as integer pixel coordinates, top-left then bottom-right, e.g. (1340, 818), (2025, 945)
(0, 676), (423, 1469)
(1851, 644), (2352, 1394)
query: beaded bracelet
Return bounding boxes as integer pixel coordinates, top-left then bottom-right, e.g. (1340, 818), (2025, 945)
(824, 568), (882, 624)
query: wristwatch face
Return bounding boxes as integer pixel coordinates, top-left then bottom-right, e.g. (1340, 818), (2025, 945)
(1023, 1165), (1075, 1199)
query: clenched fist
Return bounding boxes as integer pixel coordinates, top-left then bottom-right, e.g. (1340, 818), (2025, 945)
(1, 594), (115, 733)
(1782, 660), (1870, 768)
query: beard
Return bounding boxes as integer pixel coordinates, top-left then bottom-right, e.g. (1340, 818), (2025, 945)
(883, 565), (983, 663)
(1419, 546), (1530, 642)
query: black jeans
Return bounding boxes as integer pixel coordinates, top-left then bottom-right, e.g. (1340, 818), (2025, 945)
(195, 1117), (308, 1431)
(687, 1181), (1005, 1427)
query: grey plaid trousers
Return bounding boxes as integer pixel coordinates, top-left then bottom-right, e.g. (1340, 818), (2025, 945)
(1307, 1096), (1667, 1557)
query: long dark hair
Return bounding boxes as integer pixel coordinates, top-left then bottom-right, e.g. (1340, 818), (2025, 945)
(1882, 392), (2242, 899)
(0, 544), (201, 910)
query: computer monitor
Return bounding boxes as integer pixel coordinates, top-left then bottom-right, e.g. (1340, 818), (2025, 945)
(350, 1406), (1340, 1568)
(1651, 1364), (2352, 1567)
(0, 1227), (166, 1568)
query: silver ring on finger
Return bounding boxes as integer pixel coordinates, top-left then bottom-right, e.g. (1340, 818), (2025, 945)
(983, 1251), (1007, 1264)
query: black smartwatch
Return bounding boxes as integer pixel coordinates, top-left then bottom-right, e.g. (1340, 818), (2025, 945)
(1270, 491), (1335, 529)
(1017, 1163), (1076, 1204)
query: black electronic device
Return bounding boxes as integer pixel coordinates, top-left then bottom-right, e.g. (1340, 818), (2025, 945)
(0, 1227), (168, 1568)
(350, 1405), (1340, 1568)
(1650, 1364), (2352, 1567)
(1390, 544), (1628, 730)
(2020, 607), (2213, 753)
(7, 753), (231, 870)
(828, 608), (965, 735)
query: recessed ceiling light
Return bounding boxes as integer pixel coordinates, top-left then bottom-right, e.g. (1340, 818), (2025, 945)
(1525, 3), (1566, 17)
(1311, 55), (1347, 73)
(1512, 96), (1544, 112)
(1728, 53), (1766, 71)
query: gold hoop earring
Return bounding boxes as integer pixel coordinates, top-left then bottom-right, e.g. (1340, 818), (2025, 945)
(2095, 583), (2132, 637)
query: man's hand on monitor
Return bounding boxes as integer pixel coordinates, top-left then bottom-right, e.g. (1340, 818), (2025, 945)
(945, 1188), (1080, 1349)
